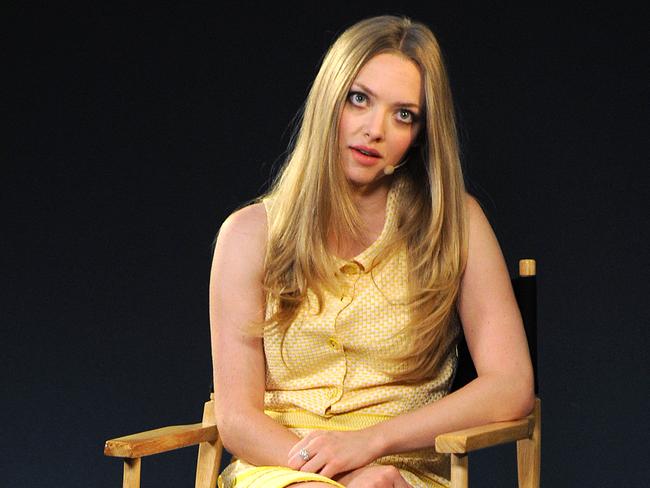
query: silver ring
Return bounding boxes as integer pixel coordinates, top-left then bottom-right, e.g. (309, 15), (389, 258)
(299, 447), (310, 462)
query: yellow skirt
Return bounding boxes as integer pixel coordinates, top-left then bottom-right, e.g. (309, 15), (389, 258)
(217, 409), (450, 488)
(218, 463), (344, 487)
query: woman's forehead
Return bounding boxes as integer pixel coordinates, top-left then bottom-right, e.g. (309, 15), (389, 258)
(352, 53), (423, 108)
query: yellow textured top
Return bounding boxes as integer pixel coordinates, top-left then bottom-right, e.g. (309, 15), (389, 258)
(255, 175), (458, 487)
(218, 176), (458, 487)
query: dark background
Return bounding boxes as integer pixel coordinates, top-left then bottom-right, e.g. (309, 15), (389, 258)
(4, 3), (648, 487)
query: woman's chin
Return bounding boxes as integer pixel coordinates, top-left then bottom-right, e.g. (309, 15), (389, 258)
(346, 172), (377, 186)
(344, 169), (390, 191)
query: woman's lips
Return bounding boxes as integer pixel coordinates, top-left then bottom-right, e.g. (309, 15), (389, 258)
(351, 145), (381, 157)
(350, 147), (381, 166)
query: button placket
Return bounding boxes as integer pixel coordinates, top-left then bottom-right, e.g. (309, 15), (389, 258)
(339, 261), (362, 300)
(329, 261), (364, 409)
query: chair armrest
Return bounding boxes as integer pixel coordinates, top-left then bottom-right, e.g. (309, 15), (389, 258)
(435, 413), (535, 454)
(104, 423), (219, 458)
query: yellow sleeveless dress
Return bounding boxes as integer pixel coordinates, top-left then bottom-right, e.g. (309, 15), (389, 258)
(218, 175), (458, 488)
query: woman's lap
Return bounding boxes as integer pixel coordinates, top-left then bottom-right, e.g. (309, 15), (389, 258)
(217, 463), (344, 488)
(217, 460), (446, 488)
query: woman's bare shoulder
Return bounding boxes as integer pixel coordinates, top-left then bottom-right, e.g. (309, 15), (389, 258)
(218, 202), (267, 244)
(214, 202), (268, 273)
(464, 192), (492, 232)
(464, 192), (484, 214)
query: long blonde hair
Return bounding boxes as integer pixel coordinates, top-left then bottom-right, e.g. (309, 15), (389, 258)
(256, 15), (468, 383)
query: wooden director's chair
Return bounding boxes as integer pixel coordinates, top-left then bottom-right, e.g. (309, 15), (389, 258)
(104, 259), (541, 488)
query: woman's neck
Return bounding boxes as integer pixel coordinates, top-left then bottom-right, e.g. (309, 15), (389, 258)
(330, 177), (392, 259)
(348, 175), (392, 219)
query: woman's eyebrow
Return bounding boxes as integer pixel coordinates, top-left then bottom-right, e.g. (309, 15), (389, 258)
(352, 82), (421, 110)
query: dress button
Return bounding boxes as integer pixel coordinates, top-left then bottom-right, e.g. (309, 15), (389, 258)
(328, 337), (341, 351)
(341, 263), (359, 275)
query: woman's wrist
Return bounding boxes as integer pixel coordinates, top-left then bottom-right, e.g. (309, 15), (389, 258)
(365, 422), (391, 460)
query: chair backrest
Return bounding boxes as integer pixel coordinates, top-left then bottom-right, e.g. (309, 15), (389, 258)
(451, 259), (538, 394)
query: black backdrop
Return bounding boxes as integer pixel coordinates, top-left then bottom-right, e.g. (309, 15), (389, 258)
(4, 3), (648, 487)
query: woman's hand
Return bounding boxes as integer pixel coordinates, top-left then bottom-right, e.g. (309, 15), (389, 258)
(335, 465), (413, 488)
(286, 429), (384, 478)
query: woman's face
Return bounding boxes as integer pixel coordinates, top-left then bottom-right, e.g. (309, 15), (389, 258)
(338, 52), (423, 191)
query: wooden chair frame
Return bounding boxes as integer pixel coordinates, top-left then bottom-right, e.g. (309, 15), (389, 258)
(104, 395), (540, 488)
(104, 259), (541, 487)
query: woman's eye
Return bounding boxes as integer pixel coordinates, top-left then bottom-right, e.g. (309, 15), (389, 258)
(349, 92), (367, 105)
(398, 109), (414, 123)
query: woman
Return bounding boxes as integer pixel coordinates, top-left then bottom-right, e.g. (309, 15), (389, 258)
(209, 15), (534, 488)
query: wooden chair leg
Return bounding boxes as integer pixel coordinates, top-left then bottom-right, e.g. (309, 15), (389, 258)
(517, 398), (541, 488)
(123, 457), (141, 488)
(450, 453), (468, 488)
(195, 396), (222, 488)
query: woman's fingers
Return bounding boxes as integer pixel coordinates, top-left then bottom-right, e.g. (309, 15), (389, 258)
(396, 475), (414, 488)
(298, 449), (330, 474)
(288, 429), (377, 478)
(288, 437), (340, 476)
(287, 446), (310, 470)
(388, 466), (413, 488)
(344, 465), (414, 488)
(287, 431), (321, 469)
(287, 431), (315, 458)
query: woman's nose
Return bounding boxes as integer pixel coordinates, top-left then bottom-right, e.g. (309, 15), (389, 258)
(363, 109), (385, 141)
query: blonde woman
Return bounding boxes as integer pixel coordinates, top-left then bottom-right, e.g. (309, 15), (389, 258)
(209, 15), (534, 488)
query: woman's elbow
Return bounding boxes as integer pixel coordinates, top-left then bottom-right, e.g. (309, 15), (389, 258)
(517, 388), (536, 418)
(511, 372), (536, 418)
(490, 369), (535, 420)
(214, 407), (240, 453)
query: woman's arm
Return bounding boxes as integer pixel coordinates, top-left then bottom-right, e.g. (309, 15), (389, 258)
(210, 203), (300, 466)
(287, 194), (535, 476)
(373, 194), (535, 450)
